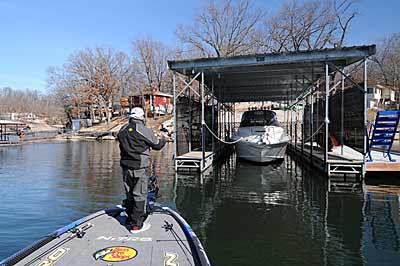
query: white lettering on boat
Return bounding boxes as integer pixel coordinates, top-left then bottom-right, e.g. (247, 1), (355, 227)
(96, 236), (152, 241)
(164, 252), (178, 266)
(36, 247), (68, 266)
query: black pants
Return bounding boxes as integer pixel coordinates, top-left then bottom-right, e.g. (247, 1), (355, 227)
(122, 167), (148, 228)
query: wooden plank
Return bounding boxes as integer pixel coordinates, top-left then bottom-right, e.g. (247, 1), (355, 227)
(301, 143), (363, 163)
(176, 151), (213, 159)
(366, 162), (400, 172)
(369, 150), (400, 162)
(365, 185), (400, 194)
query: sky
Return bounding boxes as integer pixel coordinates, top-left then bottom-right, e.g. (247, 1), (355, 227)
(0, 0), (399, 91)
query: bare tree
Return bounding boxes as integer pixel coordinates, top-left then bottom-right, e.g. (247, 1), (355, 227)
(370, 33), (400, 88)
(133, 37), (173, 92)
(176, 0), (263, 57)
(335, 0), (357, 48)
(261, 0), (357, 53)
(0, 87), (63, 122)
(47, 46), (134, 123)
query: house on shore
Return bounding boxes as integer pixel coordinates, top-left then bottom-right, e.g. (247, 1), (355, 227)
(121, 91), (173, 116)
(366, 83), (398, 109)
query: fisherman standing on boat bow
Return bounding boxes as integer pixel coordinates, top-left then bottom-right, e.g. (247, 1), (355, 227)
(117, 107), (166, 231)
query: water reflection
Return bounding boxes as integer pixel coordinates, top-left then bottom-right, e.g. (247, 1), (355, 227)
(175, 156), (330, 265)
(1, 141), (400, 266)
(175, 155), (400, 266)
(0, 141), (124, 259)
(363, 185), (400, 266)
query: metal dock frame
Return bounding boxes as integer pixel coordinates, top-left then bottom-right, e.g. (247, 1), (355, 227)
(175, 152), (214, 172)
(171, 70), (220, 172)
(288, 143), (364, 177)
(168, 45), (380, 177)
(285, 55), (371, 178)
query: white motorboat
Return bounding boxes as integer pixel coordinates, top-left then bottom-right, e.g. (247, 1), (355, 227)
(232, 110), (289, 163)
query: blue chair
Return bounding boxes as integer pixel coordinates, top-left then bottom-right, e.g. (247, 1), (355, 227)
(367, 110), (400, 162)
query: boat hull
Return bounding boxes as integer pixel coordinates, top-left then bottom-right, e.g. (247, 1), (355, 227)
(235, 140), (288, 163)
(1, 205), (210, 266)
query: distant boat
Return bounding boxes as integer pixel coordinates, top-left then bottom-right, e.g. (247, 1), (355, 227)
(232, 110), (290, 163)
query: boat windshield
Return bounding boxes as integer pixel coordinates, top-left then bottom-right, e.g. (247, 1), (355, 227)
(240, 110), (280, 127)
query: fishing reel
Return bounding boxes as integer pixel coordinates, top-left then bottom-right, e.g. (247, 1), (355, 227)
(147, 175), (160, 212)
(147, 175), (159, 200)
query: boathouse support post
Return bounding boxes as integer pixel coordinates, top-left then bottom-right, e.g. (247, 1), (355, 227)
(341, 72), (345, 155)
(231, 103), (233, 138)
(302, 99), (305, 153)
(233, 103), (236, 135)
(231, 103), (233, 137)
(225, 103), (228, 141)
(231, 103), (234, 137)
(324, 63), (330, 167)
(223, 103), (226, 145)
(295, 78), (298, 148)
(227, 103), (229, 138)
(201, 71), (205, 169)
(310, 91), (314, 163)
(363, 58), (368, 176)
(218, 74), (221, 156)
(173, 72), (177, 168)
(286, 90), (289, 133)
(211, 76), (215, 155)
(316, 87), (319, 144)
(283, 99), (286, 133)
(223, 102), (226, 146)
(188, 77), (192, 152)
(295, 105), (298, 149)
(231, 103), (234, 136)
(227, 103), (230, 140)
(290, 84), (293, 144)
(229, 103), (232, 138)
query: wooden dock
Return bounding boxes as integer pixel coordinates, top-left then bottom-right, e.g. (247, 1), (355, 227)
(175, 151), (213, 172)
(289, 143), (364, 176)
(0, 140), (20, 147)
(332, 145), (400, 172)
(366, 150), (400, 172)
(289, 142), (400, 176)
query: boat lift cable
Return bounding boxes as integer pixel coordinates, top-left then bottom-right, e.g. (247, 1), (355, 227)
(203, 122), (243, 144)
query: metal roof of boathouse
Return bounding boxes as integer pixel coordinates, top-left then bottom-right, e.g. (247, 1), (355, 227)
(168, 45), (376, 102)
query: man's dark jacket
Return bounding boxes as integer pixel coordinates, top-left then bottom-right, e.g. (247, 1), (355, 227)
(117, 119), (166, 169)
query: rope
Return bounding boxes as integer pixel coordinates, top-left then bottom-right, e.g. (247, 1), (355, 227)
(203, 123), (243, 144)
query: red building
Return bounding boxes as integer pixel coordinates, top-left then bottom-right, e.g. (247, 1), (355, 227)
(130, 92), (173, 115)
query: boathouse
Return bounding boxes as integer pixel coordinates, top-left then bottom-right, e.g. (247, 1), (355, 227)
(168, 45), (400, 177)
(0, 120), (26, 144)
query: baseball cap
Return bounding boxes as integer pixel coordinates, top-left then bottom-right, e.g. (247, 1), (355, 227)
(129, 107), (145, 119)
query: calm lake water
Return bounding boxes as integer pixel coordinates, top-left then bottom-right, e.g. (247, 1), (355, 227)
(1, 141), (400, 265)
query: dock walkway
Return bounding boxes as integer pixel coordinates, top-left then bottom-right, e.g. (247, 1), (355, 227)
(289, 142), (400, 176)
(175, 151), (213, 172)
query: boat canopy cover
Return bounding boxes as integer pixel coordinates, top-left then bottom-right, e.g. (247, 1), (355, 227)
(168, 45), (376, 102)
(240, 110), (280, 127)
